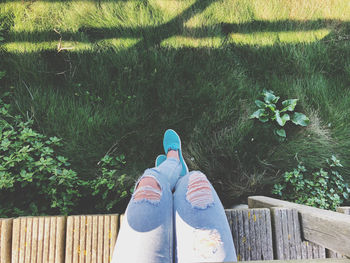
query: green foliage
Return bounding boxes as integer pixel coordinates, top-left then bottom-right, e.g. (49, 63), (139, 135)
(2, 0), (350, 213)
(250, 90), (310, 139)
(0, 97), (81, 217)
(272, 156), (350, 210)
(90, 154), (131, 212)
(0, 32), (4, 81)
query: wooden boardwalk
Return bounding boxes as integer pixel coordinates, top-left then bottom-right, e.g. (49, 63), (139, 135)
(0, 196), (349, 262)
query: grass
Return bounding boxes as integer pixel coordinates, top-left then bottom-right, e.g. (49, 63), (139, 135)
(1, 0), (350, 213)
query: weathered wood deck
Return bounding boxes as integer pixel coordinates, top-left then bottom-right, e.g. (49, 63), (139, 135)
(0, 196), (349, 262)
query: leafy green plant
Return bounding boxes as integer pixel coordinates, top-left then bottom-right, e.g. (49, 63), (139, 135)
(250, 90), (310, 139)
(0, 96), (81, 217)
(272, 155), (350, 210)
(90, 154), (131, 211)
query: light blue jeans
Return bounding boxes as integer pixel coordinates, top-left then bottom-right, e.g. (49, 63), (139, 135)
(111, 158), (237, 263)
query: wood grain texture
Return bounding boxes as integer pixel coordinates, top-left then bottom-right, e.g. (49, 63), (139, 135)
(271, 207), (325, 260)
(248, 196), (350, 256)
(11, 216), (65, 263)
(86, 216), (93, 263)
(56, 217), (66, 263)
(37, 217), (45, 263)
(11, 218), (20, 263)
(65, 216), (74, 263)
(0, 218), (13, 263)
(110, 214), (118, 262)
(65, 214), (119, 263)
(327, 207), (350, 258)
(79, 216), (86, 263)
(31, 217), (39, 263)
(225, 209), (273, 261)
(92, 216), (98, 263)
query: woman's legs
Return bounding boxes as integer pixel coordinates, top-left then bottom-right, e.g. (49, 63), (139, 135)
(173, 171), (237, 263)
(111, 157), (182, 263)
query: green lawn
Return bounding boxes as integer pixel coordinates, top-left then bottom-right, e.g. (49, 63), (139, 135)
(1, 0), (350, 214)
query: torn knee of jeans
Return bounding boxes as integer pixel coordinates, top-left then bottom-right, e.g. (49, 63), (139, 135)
(133, 176), (162, 203)
(186, 172), (214, 209)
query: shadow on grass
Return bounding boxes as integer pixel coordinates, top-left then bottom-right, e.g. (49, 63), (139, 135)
(1, 0), (350, 212)
(4, 19), (349, 43)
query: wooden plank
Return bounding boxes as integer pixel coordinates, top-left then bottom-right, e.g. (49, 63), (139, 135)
(327, 207), (349, 258)
(65, 214), (119, 263)
(25, 217), (33, 262)
(271, 207), (326, 260)
(65, 216), (74, 263)
(248, 196), (350, 256)
(79, 216), (86, 263)
(73, 216), (80, 263)
(97, 216), (104, 262)
(43, 217), (51, 262)
(31, 217), (39, 263)
(11, 216), (66, 263)
(232, 210), (239, 256)
(11, 218), (20, 263)
(226, 209), (273, 261)
(49, 217), (56, 262)
(19, 218), (26, 262)
(226, 209), (241, 261)
(110, 214), (119, 262)
(56, 216), (66, 263)
(272, 207), (283, 259)
(104, 215), (110, 263)
(281, 209), (290, 259)
(86, 216), (93, 263)
(261, 209), (273, 260)
(287, 209), (296, 259)
(301, 242), (307, 259)
(319, 245), (326, 258)
(292, 209), (302, 259)
(92, 216), (98, 263)
(264, 209), (273, 260)
(237, 210), (245, 261)
(37, 217), (45, 263)
(0, 218), (12, 263)
(253, 210), (262, 260)
(225, 210), (233, 256)
(248, 210), (256, 260)
(241, 210), (248, 261)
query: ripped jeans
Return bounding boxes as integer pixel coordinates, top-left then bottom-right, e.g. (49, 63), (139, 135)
(111, 158), (237, 263)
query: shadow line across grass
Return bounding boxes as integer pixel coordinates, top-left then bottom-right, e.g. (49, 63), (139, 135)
(1, 0), (350, 213)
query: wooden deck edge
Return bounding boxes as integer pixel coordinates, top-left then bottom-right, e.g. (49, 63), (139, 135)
(248, 196), (350, 256)
(0, 218), (13, 263)
(208, 259), (350, 263)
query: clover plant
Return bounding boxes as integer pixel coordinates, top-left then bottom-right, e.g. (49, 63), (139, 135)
(250, 90), (309, 139)
(91, 154), (130, 211)
(272, 155), (350, 210)
(0, 96), (81, 216)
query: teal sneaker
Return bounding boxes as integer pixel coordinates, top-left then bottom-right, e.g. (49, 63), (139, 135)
(155, 154), (166, 167)
(163, 129), (189, 176)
